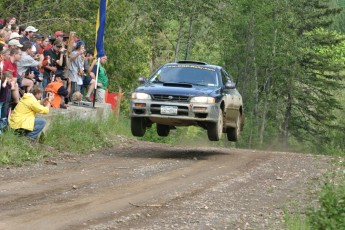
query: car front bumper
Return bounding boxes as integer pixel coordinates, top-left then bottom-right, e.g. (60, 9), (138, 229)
(130, 100), (221, 126)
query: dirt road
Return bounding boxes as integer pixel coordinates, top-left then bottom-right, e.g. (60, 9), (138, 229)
(0, 139), (332, 230)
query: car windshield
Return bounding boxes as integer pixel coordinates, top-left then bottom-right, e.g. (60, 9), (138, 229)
(150, 65), (218, 86)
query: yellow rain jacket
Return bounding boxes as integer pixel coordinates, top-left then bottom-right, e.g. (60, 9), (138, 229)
(9, 93), (49, 131)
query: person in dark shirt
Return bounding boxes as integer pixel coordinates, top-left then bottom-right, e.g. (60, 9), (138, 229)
(42, 40), (62, 90)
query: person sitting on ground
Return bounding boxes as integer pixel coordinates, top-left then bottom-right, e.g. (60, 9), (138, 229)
(9, 85), (54, 141)
(45, 71), (71, 108)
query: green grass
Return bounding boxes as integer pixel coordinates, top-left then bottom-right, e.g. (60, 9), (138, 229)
(0, 114), (132, 165)
(0, 130), (47, 165)
(285, 212), (311, 230)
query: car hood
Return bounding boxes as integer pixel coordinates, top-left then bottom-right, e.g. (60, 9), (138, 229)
(135, 83), (218, 97)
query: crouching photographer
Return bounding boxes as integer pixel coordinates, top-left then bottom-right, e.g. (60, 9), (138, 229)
(45, 71), (71, 109)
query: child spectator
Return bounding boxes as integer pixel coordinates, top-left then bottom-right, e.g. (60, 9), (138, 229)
(45, 71), (71, 108)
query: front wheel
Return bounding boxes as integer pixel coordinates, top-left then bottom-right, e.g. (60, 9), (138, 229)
(131, 117), (146, 137)
(227, 114), (240, 142)
(207, 111), (223, 141)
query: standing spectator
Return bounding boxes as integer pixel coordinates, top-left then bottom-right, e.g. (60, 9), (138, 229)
(90, 55), (109, 103)
(9, 85), (54, 141)
(20, 26), (38, 44)
(0, 71), (13, 134)
(18, 25), (26, 37)
(8, 39), (23, 49)
(0, 29), (9, 46)
(42, 40), (61, 90)
(81, 50), (96, 101)
(2, 47), (22, 103)
(45, 71), (71, 108)
(54, 31), (64, 42)
(67, 40), (85, 99)
(17, 41), (43, 88)
(9, 32), (21, 42)
(10, 24), (19, 33)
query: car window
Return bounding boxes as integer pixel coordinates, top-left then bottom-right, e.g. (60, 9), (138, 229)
(150, 65), (218, 86)
(221, 69), (231, 85)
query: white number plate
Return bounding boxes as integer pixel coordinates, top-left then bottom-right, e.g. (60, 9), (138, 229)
(161, 106), (178, 115)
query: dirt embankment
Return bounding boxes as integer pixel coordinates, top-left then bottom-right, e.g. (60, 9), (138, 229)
(0, 139), (333, 230)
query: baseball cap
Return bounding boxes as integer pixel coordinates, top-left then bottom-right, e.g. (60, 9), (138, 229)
(55, 70), (66, 80)
(54, 31), (64, 38)
(25, 26), (38, 32)
(8, 39), (23, 47)
(9, 32), (22, 41)
(32, 33), (44, 39)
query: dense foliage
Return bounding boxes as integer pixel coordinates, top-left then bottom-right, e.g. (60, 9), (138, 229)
(1, 0), (344, 154)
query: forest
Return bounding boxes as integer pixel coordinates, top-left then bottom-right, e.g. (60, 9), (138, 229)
(1, 0), (345, 155)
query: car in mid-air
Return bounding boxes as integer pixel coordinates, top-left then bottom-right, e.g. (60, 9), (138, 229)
(130, 60), (244, 141)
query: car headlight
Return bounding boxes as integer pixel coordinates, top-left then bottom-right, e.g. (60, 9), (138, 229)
(190, 96), (216, 103)
(131, 92), (151, 100)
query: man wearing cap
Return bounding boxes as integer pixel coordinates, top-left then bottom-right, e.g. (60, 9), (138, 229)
(54, 31), (64, 42)
(8, 39), (23, 49)
(20, 26), (38, 44)
(45, 71), (71, 108)
(8, 32), (21, 42)
(42, 40), (63, 90)
(17, 41), (44, 87)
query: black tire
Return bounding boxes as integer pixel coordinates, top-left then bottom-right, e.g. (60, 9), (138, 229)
(207, 111), (223, 141)
(131, 117), (146, 137)
(227, 114), (240, 142)
(157, 124), (170, 137)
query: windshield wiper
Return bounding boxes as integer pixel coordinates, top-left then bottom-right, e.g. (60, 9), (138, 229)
(177, 82), (208, 86)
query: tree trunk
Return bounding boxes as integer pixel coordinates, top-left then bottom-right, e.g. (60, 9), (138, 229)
(282, 92), (292, 146)
(259, 29), (277, 145)
(174, 15), (184, 62)
(184, 10), (195, 60)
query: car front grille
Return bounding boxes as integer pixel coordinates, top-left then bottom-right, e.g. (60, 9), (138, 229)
(150, 104), (189, 116)
(151, 94), (189, 102)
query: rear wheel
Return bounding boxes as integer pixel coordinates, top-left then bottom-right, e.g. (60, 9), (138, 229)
(207, 111), (223, 141)
(157, 124), (170, 137)
(227, 114), (240, 142)
(131, 117), (146, 137)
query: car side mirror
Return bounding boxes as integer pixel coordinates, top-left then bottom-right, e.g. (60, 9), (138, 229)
(225, 81), (236, 89)
(138, 76), (147, 83)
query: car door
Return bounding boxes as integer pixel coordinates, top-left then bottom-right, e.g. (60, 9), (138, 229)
(221, 68), (241, 127)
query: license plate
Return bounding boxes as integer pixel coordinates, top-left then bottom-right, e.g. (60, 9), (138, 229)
(161, 106), (178, 115)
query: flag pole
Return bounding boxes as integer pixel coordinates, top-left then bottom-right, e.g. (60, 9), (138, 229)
(93, 58), (101, 107)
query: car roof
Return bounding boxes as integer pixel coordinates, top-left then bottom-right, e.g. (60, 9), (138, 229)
(163, 60), (221, 70)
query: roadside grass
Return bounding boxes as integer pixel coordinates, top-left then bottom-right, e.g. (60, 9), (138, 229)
(0, 130), (47, 165)
(285, 159), (345, 230)
(0, 114), (131, 165)
(44, 114), (131, 153)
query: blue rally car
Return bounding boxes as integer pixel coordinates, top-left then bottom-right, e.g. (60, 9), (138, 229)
(130, 61), (244, 142)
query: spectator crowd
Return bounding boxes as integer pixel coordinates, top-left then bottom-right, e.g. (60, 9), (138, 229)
(0, 15), (109, 140)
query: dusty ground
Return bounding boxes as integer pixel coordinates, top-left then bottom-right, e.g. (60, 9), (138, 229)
(0, 137), (335, 230)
